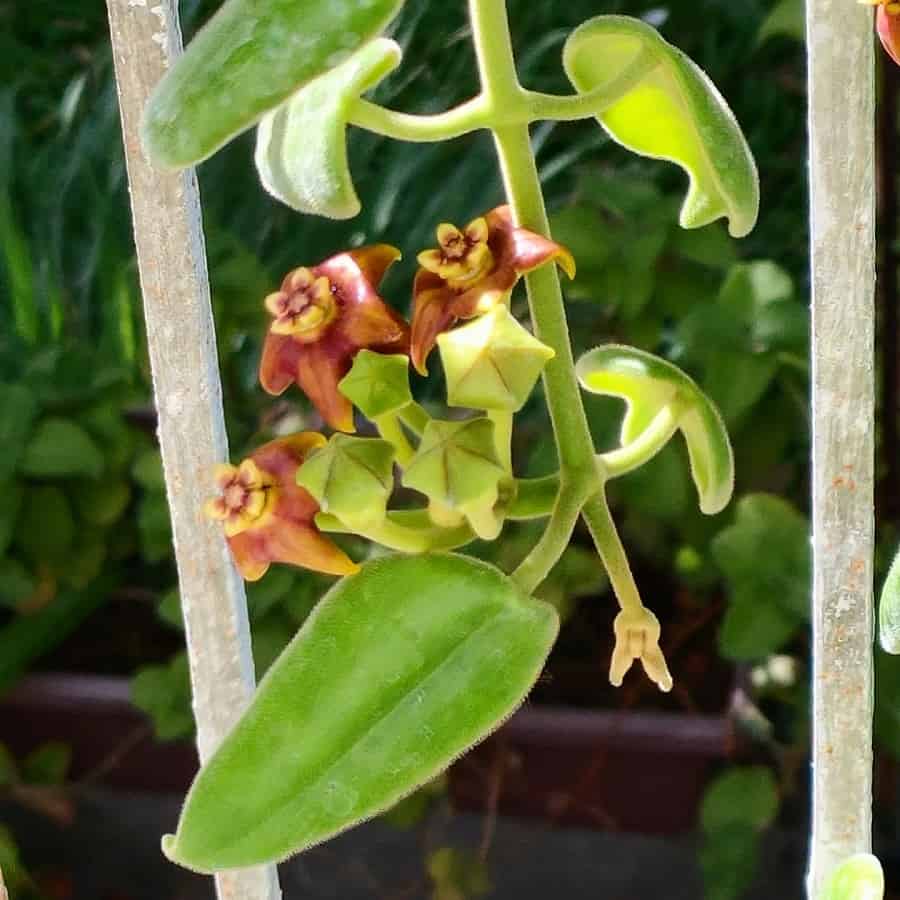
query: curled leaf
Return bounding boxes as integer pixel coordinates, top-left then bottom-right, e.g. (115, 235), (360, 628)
(142, 0), (404, 168)
(162, 554), (558, 870)
(256, 39), (402, 218)
(577, 345), (733, 515)
(563, 15), (759, 237)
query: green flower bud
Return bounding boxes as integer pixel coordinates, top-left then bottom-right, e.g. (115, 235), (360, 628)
(338, 350), (413, 420)
(297, 434), (396, 529)
(437, 306), (554, 412)
(402, 418), (508, 539)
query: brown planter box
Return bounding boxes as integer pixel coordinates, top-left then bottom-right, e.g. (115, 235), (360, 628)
(1, 674), (734, 833)
(448, 705), (735, 834)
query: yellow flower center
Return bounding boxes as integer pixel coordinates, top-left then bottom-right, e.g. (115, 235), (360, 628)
(417, 217), (495, 289)
(204, 459), (277, 537)
(265, 268), (337, 340)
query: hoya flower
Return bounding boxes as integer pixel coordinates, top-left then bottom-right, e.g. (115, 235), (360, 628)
(259, 245), (410, 432)
(204, 433), (359, 581)
(609, 608), (673, 692)
(865, 0), (900, 64)
(410, 205), (575, 373)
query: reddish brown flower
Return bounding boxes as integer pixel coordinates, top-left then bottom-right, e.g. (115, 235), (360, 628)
(259, 245), (410, 432)
(204, 433), (358, 581)
(410, 205), (575, 374)
(875, 1), (900, 65)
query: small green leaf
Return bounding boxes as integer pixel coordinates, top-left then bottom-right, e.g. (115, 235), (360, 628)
(0, 383), (39, 480)
(0, 481), (24, 558)
(712, 494), (810, 622)
(142, 0), (404, 168)
(717, 592), (798, 660)
(17, 485), (75, 566)
(339, 351), (413, 421)
(0, 743), (18, 787)
(162, 554), (558, 871)
(758, 0), (805, 45)
(256, 38), (401, 218)
(71, 478), (131, 527)
(819, 854), (884, 900)
(700, 766), (779, 833)
(880, 544), (900, 653)
(428, 847), (492, 900)
(131, 448), (166, 491)
(702, 352), (778, 427)
(297, 434), (395, 527)
(577, 345), (733, 514)
(438, 306), (554, 412)
(131, 652), (194, 742)
(20, 418), (104, 479)
(21, 741), (71, 785)
(699, 825), (760, 900)
(563, 16), (759, 237)
(0, 558), (36, 609)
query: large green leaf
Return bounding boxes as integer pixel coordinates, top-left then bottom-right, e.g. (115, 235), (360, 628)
(563, 16), (759, 237)
(142, 0), (404, 168)
(577, 345), (733, 515)
(255, 39), (401, 218)
(163, 554), (557, 871)
(819, 854), (884, 900)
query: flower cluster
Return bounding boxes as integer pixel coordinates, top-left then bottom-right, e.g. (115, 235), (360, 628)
(205, 206), (572, 581)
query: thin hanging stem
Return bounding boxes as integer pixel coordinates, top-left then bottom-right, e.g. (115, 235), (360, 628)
(806, 0), (876, 894)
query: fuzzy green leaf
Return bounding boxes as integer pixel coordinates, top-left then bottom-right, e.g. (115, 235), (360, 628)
(162, 554), (557, 871)
(577, 345), (733, 514)
(563, 16), (759, 237)
(256, 38), (401, 218)
(142, 0), (404, 168)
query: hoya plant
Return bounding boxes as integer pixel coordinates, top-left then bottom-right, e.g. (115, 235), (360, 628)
(111, 0), (766, 887)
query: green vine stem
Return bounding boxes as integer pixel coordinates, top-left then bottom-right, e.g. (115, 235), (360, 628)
(316, 510), (473, 552)
(346, 51), (656, 143)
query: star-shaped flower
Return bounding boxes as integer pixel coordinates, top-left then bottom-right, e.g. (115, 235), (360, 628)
(204, 434), (359, 581)
(410, 206), (575, 374)
(259, 245), (410, 432)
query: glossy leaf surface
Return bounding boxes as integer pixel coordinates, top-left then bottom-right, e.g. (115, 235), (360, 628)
(142, 0), (404, 168)
(563, 16), (759, 237)
(819, 854), (884, 900)
(163, 554), (558, 871)
(577, 345), (733, 514)
(256, 39), (402, 218)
